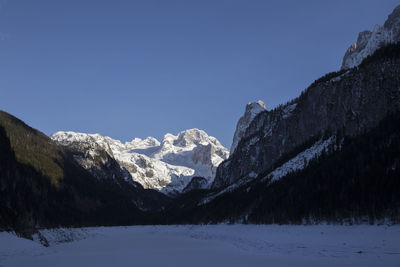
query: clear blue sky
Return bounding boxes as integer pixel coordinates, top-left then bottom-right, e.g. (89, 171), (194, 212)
(0, 0), (398, 147)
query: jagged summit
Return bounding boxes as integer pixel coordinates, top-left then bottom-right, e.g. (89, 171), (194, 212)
(51, 128), (229, 195)
(230, 100), (266, 154)
(247, 100), (267, 114)
(173, 128), (217, 147)
(127, 136), (160, 148)
(341, 5), (400, 69)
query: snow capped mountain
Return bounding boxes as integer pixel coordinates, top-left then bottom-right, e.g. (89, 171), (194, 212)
(230, 100), (266, 154)
(341, 5), (400, 69)
(51, 129), (229, 195)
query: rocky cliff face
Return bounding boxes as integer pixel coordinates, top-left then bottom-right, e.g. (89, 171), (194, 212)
(342, 5), (400, 69)
(182, 176), (209, 193)
(230, 100), (266, 154)
(213, 44), (400, 189)
(52, 129), (229, 195)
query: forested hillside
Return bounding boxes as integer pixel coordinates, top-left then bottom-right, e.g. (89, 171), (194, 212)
(0, 111), (166, 236)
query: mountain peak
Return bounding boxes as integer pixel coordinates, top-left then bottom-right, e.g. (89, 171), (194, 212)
(245, 100), (266, 115)
(341, 5), (400, 69)
(127, 136), (160, 149)
(230, 100), (266, 154)
(174, 128), (210, 147)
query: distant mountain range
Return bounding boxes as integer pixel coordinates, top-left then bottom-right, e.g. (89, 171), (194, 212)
(1, 4), (400, 238)
(51, 129), (229, 195)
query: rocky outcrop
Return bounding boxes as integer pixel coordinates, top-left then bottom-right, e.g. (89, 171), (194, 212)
(182, 177), (209, 193)
(341, 5), (400, 69)
(230, 100), (266, 154)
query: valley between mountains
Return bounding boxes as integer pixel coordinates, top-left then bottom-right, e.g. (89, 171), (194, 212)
(1, 4), (400, 242)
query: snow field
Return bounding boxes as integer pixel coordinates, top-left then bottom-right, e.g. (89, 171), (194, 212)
(1, 224), (399, 267)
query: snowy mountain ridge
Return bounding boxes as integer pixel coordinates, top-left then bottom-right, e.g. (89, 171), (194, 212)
(341, 5), (400, 69)
(51, 129), (229, 195)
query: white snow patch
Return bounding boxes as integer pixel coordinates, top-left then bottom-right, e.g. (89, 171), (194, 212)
(330, 71), (350, 83)
(263, 137), (334, 182)
(199, 174), (255, 205)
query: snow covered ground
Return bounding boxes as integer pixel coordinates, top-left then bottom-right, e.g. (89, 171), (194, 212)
(1, 225), (399, 267)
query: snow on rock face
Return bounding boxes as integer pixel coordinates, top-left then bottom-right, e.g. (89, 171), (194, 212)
(203, 137), (334, 206)
(341, 5), (400, 69)
(230, 100), (266, 154)
(51, 129), (229, 195)
(51, 131), (118, 172)
(262, 137), (334, 182)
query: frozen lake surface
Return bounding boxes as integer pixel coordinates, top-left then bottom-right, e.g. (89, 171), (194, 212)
(1, 225), (399, 267)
